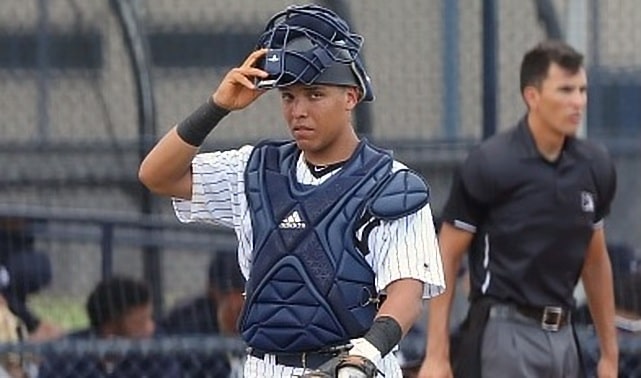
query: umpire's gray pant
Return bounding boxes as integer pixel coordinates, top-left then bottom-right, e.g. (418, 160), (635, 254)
(481, 305), (581, 378)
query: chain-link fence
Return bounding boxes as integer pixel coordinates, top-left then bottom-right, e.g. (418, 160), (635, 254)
(0, 0), (640, 376)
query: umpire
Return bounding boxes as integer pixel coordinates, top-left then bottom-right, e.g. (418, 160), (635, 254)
(418, 40), (619, 378)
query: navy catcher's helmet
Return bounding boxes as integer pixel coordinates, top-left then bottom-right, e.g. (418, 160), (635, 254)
(255, 4), (374, 102)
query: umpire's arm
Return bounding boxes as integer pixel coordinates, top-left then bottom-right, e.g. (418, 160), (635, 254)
(581, 227), (619, 377)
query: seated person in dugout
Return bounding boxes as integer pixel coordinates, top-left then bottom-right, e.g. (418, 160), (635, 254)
(160, 251), (245, 377)
(0, 216), (63, 342)
(38, 275), (180, 378)
(161, 250), (245, 335)
(0, 292), (38, 378)
(578, 242), (641, 378)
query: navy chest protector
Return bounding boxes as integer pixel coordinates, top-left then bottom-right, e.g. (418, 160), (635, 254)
(240, 140), (429, 352)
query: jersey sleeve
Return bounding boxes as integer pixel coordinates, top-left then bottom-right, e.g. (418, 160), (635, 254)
(441, 148), (493, 232)
(368, 202), (445, 299)
(591, 145), (617, 225)
(173, 145), (254, 229)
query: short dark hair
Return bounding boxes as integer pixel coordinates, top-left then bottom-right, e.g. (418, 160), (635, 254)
(208, 251), (245, 293)
(519, 40), (584, 94)
(86, 276), (151, 329)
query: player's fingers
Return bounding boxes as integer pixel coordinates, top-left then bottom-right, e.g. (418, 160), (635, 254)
(240, 48), (267, 69)
(242, 67), (269, 79)
(227, 69), (260, 90)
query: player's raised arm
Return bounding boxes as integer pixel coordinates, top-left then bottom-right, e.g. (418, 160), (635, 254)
(138, 49), (268, 199)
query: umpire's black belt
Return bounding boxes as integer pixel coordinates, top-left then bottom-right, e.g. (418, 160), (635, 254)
(247, 348), (341, 369)
(490, 303), (571, 331)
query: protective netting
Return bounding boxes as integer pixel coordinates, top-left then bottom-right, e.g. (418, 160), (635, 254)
(0, 0), (639, 376)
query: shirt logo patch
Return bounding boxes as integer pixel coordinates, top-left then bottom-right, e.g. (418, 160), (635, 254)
(279, 210), (306, 229)
(581, 191), (595, 213)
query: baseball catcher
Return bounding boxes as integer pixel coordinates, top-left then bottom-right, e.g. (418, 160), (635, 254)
(138, 4), (446, 377)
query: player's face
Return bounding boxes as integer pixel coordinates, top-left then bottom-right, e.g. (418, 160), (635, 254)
(215, 290), (245, 335)
(528, 62), (587, 137)
(116, 303), (155, 339)
(279, 84), (359, 162)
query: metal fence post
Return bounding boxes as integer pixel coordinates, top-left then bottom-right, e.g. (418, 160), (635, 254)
(101, 223), (114, 279)
(109, 0), (163, 316)
(482, 0), (498, 140)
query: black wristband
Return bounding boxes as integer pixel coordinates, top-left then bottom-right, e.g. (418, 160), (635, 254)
(176, 96), (230, 147)
(363, 316), (403, 357)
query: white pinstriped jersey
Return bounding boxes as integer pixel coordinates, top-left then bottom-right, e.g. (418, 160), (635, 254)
(174, 144), (445, 378)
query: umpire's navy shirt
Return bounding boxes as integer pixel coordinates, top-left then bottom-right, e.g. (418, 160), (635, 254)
(442, 117), (617, 309)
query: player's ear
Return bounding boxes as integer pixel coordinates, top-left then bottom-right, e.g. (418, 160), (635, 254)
(345, 86), (360, 110)
(522, 85), (539, 110)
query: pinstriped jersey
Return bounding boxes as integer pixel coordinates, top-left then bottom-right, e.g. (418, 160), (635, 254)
(173, 144), (445, 378)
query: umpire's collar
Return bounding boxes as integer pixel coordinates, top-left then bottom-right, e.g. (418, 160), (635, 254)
(515, 115), (584, 164)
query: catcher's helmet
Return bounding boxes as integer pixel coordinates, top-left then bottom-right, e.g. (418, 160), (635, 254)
(255, 4), (374, 102)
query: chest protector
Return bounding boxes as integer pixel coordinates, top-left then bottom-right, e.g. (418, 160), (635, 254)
(240, 140), (429, 352)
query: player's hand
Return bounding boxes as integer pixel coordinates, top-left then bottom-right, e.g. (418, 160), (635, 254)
(301, 338), (381, 378)
(336, 338), (381, 377)
(212, 48), (269, 111)
(416, 355), (453, 378)
(301, 354), (378, 378)
(336, 354), (378, 377)
(596, 354), (618, 378)
(29, 320), (64, 342)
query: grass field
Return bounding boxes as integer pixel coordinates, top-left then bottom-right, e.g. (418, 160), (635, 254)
(29, 294), (88, 331)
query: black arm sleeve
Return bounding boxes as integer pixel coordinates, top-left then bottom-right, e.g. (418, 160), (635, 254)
(589, 144), (617, 222)
(176, 97), (230, 147)
(363, 316), (402, 357)
(441, 154), (491, 230)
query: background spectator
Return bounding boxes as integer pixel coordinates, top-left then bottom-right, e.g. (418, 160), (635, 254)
(39, 275), (180, 378)
(0, 217), (62, 341)
(161, 251), (245, 378)
(0, 293), (37, 378)
(161, 250), (244, 335)
(578, 242), (641, 378)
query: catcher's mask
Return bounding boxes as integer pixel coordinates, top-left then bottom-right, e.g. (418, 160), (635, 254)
(255, 4), (374, 102)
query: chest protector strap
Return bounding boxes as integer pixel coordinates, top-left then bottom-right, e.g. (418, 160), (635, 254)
(241, 140), (429, 352)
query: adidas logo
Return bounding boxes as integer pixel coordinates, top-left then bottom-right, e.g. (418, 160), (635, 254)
(279, 210), (306, 229)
